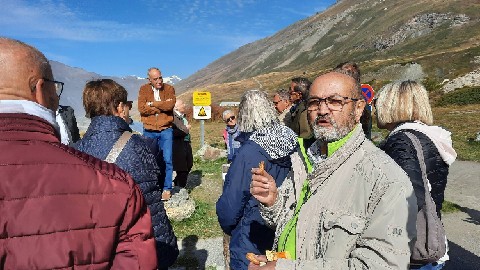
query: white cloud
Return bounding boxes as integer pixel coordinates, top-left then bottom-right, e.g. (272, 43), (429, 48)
(0, 0), (168, 42)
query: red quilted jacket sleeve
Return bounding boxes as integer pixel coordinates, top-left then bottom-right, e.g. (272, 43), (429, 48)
(112, 181), (158, 269)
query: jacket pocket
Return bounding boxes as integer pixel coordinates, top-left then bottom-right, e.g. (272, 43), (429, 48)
(323, 213), (366, 234)
(321, 213), (367, 258)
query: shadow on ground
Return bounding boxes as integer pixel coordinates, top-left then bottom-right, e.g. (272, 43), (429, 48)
(457, 206), (480, 226)
(444, 241), (480, 270)
(173, 235), (208, 270)
(186, 170), (203, 190)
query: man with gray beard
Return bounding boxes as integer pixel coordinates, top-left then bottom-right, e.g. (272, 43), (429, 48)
(249, 72), (418, 270)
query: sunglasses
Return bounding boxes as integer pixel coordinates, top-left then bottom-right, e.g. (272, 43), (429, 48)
(125, 101), (133, 109)
(225, 115), (236, 122)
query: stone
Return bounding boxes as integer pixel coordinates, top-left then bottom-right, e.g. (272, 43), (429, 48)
(476, 132), (480, 142)
(195, 144), (226, 161)
(164, 187), (196, 221)
(442, 69), (480, 93)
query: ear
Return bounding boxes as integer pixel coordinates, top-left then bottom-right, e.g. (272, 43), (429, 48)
(115, 102), (125, 117)
(354, 99), (366, 123)
(32, 79), (47, 106)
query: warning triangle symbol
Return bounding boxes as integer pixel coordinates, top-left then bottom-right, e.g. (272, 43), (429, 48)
(198, 107), (207, 116)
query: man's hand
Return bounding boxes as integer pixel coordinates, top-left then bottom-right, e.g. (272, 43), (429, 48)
(250, 167), (278, 207)
(247, 255), (276, 270)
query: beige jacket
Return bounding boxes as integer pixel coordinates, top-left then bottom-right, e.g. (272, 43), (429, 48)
(260, 125), (417, 269)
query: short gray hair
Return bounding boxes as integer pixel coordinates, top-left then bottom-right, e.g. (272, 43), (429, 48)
(147, 67), (160, 77)
(237, 89), (279, 132)
(222, 109), (234, 121)
(376, 80), (433, 126)
(275, 88), (290, 101)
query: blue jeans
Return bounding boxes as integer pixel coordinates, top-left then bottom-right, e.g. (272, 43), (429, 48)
(411, 262), (445, 270)
(144, 128), (173, 191)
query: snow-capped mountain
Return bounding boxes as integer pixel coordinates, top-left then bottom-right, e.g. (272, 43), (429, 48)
(164, 75), (182, 85)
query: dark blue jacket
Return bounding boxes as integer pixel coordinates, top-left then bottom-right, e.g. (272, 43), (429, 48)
(216, 132), (293, 270)
(74, 116), (179, 269)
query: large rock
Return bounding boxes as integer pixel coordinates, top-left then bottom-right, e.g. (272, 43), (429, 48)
(442, 68), (480, 93)
(164, 188), (196, 221)
(195, 144), (226, 161)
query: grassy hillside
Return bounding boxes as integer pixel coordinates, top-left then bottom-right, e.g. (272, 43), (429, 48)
(175, 0), (480, 93)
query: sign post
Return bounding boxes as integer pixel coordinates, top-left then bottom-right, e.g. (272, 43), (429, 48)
(193, 91), (212, 148)
(361, 84), (375, 140)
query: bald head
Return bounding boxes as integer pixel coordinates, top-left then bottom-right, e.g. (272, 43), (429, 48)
(0, 37), (57, 110)
(307, 72), (365, 142)
(309, 72), (362, 100)
(175, 99), (186, 114)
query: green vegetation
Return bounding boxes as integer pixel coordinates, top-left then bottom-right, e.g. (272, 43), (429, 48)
(436, 87), (480, 106)
(170, 136), (226, 239)
(441, 200), (462, 214)
(171, 201), (221, 239)
(432, 105), (480, 162)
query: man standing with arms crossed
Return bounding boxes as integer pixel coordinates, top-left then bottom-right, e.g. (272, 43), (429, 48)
(138, 67), (176, 201)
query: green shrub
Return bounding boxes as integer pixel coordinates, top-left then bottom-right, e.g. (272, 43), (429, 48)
(441, 200), (462, 214)
(436, 87), (480, 106)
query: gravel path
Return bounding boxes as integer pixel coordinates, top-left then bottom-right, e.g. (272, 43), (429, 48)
(443, 161), (480, 269)
(174, 160), (480, 269)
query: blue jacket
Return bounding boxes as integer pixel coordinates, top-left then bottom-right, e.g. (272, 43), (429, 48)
(74, 116), (179, 269)
(216, 124), (298, 270)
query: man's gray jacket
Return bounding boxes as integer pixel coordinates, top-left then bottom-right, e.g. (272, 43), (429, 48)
(260, 125), (417, 269)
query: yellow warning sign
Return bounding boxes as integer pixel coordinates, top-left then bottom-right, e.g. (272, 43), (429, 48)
(193, 106), (211, 120)
(193, 91), (211, 106)
(198, 107), (207, 116)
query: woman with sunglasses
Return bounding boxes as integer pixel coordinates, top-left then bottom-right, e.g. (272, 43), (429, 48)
(222, 109), (241, 163)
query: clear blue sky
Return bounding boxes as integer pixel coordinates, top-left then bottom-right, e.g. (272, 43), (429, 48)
(1, 0), (336, 79)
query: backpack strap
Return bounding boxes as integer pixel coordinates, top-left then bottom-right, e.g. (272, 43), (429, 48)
(105, 131), (133, 163)
(403, 132), (430, 192)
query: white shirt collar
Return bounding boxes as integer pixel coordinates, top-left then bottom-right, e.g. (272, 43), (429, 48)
(0, 100), (60, 133)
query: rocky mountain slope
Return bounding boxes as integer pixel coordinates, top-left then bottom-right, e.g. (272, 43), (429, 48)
(175, 0), (480, 101)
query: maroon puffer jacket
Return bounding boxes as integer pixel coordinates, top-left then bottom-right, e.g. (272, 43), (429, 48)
(0, 113), (157, 269)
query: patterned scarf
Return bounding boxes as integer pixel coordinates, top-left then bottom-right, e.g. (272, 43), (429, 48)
(249, 123), (298, 160)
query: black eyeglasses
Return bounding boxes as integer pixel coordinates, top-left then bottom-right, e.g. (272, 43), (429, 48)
(225, 115), (235, 122)
(126, 101), (133, 109)
(307, 95), (359, 111)
(43, 78), (64, 97)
